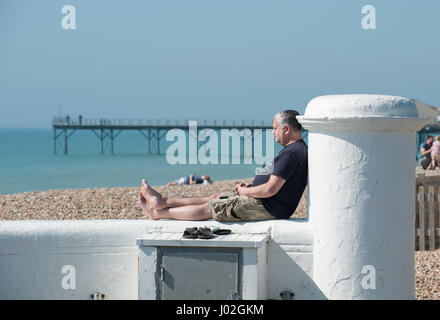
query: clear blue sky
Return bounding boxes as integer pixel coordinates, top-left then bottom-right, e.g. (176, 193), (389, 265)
(1, 0), (439, 128)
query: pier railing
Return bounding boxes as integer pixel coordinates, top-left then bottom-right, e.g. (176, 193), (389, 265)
(52, 117), (273, 128)
(51, 116), (279, 155)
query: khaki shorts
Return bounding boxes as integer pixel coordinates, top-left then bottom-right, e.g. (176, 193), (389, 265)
(208, 192), (276, 222)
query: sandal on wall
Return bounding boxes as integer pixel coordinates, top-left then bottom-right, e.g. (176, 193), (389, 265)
(197, 227), (214, 239)
(183, 227), (199, 239)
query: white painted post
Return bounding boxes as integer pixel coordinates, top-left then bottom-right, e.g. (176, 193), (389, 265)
(437, 193), (440, 247)
(418, 186), (425, 251)
(428, 186), (435, 251)
(297, 94), (429, 299)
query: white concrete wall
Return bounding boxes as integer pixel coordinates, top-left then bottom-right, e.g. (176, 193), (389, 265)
(0, 220), (147, 299)
(0, 219), (315, 300)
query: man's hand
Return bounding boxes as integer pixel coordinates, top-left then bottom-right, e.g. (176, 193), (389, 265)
(422, 147), (433, 157)
(234, 183), (251, 195)
(235, 175), (286, 198)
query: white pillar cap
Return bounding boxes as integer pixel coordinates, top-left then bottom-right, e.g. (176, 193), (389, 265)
(297, 94), (430, 132)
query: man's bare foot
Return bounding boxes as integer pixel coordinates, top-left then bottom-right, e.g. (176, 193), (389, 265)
(139, 191), (161, 220)
(139, 191), (148, 209)
(141, 179), (167, 210)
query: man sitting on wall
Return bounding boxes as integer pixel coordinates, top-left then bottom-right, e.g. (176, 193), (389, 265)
(138, 110), (308, 221)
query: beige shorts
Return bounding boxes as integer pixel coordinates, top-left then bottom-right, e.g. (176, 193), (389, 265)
(208, 192), (276, 222)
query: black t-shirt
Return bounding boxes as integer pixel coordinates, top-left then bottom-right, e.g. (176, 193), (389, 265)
(252, 139), (308, 219)
(422, 143), (432, 159)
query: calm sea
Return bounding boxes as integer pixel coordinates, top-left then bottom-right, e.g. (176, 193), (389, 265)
(0, 128), (285, 195)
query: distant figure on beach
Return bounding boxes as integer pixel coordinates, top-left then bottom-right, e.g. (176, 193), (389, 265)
(79, 115), (83, 125)
(66, 115), (70, 125)
(429, 135), (440, 170)
(420, 136), (433, 170)
(166, 174), (212, 186)
(138, 110), (308, 221)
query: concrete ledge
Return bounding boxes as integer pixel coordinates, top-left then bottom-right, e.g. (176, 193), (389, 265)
(142, 218), (313, 249)
(0, 218), (314, 299)
(0, 218), (312, 248)
(0, 220), (150, 249)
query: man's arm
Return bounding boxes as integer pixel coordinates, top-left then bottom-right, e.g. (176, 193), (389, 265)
(236, 175), (286, 198)
(421, 147), (432, 157)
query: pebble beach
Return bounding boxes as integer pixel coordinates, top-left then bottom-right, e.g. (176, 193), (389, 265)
(0, 179), (307, 220)
(0, 177), (438, 300)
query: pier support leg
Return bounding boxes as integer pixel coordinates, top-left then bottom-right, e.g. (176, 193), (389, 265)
(111, 129), (114, 154)
(53, 128), (57, 155)
(100, 129), (104, 155)
(148, 129), (151, 154)
(156, 129), (160, 154)
(64, 128), (68, 155)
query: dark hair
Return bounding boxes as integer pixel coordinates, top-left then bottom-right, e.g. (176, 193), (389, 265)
(274, 110), (302, 132)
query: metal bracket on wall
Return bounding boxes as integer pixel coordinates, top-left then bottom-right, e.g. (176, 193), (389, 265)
(230, 290), (242, 300)
(91, 292), (106, 300)
(280, 290), (294, 300)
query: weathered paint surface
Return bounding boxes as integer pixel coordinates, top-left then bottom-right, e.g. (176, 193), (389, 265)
(0, 219), (314, 300)
(298, 94), (428, 299)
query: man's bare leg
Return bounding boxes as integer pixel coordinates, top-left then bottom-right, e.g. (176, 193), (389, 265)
(141, 179), (221, 209)
(161, 193), (220, 208)
(139, 192), (212, 221)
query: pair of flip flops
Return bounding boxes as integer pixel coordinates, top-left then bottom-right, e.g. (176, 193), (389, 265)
(183, 227), (232, 239)
(183, 227), (213, 239)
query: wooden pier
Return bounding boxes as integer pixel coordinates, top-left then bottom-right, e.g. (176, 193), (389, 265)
(52, 116), (278, 155)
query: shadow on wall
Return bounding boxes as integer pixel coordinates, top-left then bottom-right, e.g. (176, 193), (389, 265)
(291, 187), (308, 219)
(267, 241), (326, 300)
